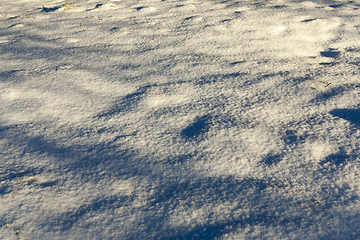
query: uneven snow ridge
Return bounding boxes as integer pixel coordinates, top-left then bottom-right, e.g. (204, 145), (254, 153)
(1, 0), (360, 239)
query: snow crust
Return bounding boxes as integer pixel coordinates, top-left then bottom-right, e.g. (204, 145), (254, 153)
(1, 0), (360, 239)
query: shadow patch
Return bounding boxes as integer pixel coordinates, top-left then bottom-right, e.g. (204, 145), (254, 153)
(144, 175), (358, 240)
(349, 62), (360, 66)
(346, 47), (360, 52)
(0, 185), (8, 195)
(319, 62), (339, 66)
(221, 19), (232, 23)
(41, 6), (61, 12)
(263, 71), (289, 79)
(329, 109), (360, 127)
(95, 85), (150, 118)
(181, 114), (212, 139)
(310, 83), (360, 104)
(0, 165), (43, 183)
(282, 129), (310, 145)
(196, 72), (248, 85)
(146, 176), (274, 239)
(302, 18), (317, 23)
(320, 49), (340, 59)
(48, 194), (133, 231)
(135, 6), (148, 11)
(184, 16), (198, 21)
(230, 61), (245, 65)
(320, 151), (357, 167)
(273, 5), (286, 9)
(39, 180), (59, 188)
(262, 152), (284, 166)
(329, 4), (343, 8)
(0, 70), (23, 82)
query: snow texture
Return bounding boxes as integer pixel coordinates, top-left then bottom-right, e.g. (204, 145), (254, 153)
(1, 0), (360, 239)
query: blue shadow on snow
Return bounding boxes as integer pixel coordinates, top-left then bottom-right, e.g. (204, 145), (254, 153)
(329, 108), (360, 127)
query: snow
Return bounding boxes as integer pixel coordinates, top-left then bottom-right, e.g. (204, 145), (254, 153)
(1, 0), (360, 239)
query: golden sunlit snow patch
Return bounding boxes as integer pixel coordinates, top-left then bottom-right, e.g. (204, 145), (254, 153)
(310, 141), (333, 161)
(266, 25), (287, 35)
(2, 88), (41, 101)
(63, 1), (74, 9)
(59, 2), (85, 12)
(310, 18), (343, 31)
(146, 95), (189, 108)
(11, 23), (25, 28)
(300, 1), (321, 8)
(67, 38), (79, 43)
(273, 16), (342, 57)
(92, 3), (120, 11)
(0, 37), (9, 44)
(2, 89), (24, 101)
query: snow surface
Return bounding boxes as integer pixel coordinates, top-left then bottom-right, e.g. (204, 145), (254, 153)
(1, 0), (360, 239)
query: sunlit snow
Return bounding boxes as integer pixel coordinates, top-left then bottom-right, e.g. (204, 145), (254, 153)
(1, 0), (360, 239)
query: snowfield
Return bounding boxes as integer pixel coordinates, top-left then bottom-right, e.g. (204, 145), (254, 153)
(1, 0), (360, 239)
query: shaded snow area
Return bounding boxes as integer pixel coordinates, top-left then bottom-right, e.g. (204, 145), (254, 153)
(1, 0), (360, 239)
